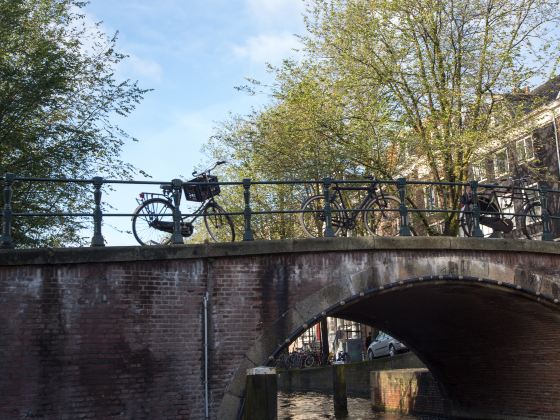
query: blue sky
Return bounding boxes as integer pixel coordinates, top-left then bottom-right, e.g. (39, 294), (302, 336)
(83, 0), (305, 244)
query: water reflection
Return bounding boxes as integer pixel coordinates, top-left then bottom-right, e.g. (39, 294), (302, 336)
(278, 392), (422, 419)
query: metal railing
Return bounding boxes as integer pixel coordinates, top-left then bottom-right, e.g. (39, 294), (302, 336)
(1, 172), (559, 248)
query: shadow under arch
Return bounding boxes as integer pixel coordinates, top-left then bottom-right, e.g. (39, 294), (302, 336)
(220, 275), (560, 420)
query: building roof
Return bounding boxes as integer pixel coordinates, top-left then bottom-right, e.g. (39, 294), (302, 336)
(500, 75), (560, 114)
(530, 75), (560, 102)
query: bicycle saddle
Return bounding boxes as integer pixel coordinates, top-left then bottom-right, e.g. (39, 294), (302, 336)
(159, 183), (172, 192)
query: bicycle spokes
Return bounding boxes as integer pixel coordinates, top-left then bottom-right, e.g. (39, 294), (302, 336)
(132, 198), (175, 245)
(300, 195), (343, 237)
(203, 204), (235, 242)
(364, 197), (400, 236)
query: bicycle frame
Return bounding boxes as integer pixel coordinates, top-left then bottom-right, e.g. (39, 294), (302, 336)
(134, 172), (222, 240)
(479, 180), (535, 220)
(131, 162), (235, 246)
(461, 178), (541, 236)
(137, 189), (216, 227)
(330, 180), (393, 228)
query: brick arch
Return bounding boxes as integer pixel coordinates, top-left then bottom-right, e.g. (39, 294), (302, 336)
(220, 257), (560, 419)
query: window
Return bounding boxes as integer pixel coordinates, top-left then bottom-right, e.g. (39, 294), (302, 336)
(516, 136), (534, 161)
(523, 182), (539, 202)
(494, 148), (509, 177)
(338, 319), (361, 340)
(525, 137), (535, 159)
(291, 323), (322, 351)
(428, 219), (445, 234)
(471, 161), (487, 181)
(424, 186), (440, 210)
(516, 139), (526, 161)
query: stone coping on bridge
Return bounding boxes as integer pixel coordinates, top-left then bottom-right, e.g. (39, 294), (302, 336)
(1, 236), (559, 266)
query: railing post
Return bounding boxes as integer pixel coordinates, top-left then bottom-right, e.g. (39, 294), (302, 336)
(171, 178), (184, 245)
(322, 177), (335, 237)
(90, 177), (105, 247)
(539, 184), (553, 241)
(469, 180), (484, 238)
(243, 178), (254, 241)
(1, 173), (15, 249)
(397, 178), (412, 236)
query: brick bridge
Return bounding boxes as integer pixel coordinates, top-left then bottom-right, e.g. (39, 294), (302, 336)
(1, 237), (560, 419)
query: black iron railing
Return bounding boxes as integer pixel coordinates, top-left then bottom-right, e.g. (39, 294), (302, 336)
(1, 172), (559, 248)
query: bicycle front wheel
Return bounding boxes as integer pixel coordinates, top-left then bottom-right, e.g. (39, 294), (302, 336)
(203, 203), (235, 242)
(363, 196), (400, 236)
(300, 195), (343, 237)
(521, 201), (543, 240)
(132, 198), (175, 246)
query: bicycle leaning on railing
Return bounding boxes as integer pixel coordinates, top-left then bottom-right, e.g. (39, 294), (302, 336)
(131, 161), (235, 245)
(459, 177), (546, 239)
(299, 176), (401, 237)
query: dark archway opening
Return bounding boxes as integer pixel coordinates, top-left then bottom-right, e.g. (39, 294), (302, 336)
(331, 281), (560, 418)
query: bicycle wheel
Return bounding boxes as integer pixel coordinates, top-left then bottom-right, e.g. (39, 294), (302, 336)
(203, 203), (235, 242)
(363, 196), (400, 236)
(521, 201), (543, 240)
(303, 354), (316, 368)
(132, 198), (175, 246)
(300, 195), (343, 237)
(461, 197), (501, 237)
(287, 353), (298, 369)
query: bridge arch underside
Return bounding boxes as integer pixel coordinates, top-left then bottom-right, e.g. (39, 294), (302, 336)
(330, 280), (560, 419)
(225, 276), (560, 420)
(216, 243), (560, 420)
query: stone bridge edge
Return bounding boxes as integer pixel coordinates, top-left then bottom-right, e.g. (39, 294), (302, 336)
(1, 236), (560, 266)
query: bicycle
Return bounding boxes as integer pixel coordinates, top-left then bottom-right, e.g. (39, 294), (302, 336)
(274, 351), (290, 370)
(286, 348), (316, 369)
(131, 161), (235, 245)
(459, 177), (545, 239)
(299, 177), (401, 237)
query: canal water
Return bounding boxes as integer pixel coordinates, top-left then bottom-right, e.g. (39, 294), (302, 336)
(278, 392), (444, 419)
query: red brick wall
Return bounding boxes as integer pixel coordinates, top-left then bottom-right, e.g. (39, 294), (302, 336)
(0, 260), (208, 419)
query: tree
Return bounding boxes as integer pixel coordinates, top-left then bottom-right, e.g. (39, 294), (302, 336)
(208, 0), (560, 238)
(207, 59), (402, 239)
(302, 0), (560, 233)
(0, 0), (148, 247)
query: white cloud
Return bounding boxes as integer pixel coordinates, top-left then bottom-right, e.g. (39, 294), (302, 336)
(245, 0), (306, 30)
(80, 10), (163, 83)
(233, 33), (301, 64)
(235, 0), (305, 65)
(119, 54), (163, 82)
(175, 111), (213, 136)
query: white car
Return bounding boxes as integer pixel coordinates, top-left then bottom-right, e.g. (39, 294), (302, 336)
(367, 332), (408, 359)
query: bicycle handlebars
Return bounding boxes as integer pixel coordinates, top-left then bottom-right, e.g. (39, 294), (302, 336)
(192, 161), (227, 177)
(156, 161), (227, 193)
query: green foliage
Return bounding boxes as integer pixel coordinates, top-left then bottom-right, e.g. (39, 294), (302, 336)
(303, 0), (560, 234)
(0, 0), (148, 247)
(207, 0), (560, 237)
(206, 59), (405, 239)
